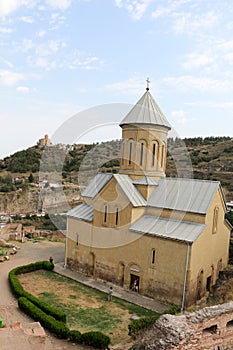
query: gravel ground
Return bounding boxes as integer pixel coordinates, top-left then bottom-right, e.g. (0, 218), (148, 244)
(0, 240), (90, 350)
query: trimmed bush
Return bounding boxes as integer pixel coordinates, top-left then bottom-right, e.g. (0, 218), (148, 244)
(68, 330), (82, 343)
(128, 304), (181, 337)
(128, 315), (160, 336)
(81, 331), (111, 349)
(18, 297), (69, 339)
(9, 261), (66, 322)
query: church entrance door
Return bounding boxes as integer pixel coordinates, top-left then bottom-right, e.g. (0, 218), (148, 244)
(130, 274), (140, 292)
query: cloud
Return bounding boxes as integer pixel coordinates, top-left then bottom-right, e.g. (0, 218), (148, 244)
(171, 110), (187, 124)
(37, 29), (46, 38)
(173, 11), (218, 35)
(0, 0), (30, 17)
(19, 16), (34, 23)
(17, 86), (30, 93)
(183, 53), (214, 70)
(164, 75), (233, 92)
(115, 0), (154, 20)
(68, 50), (104, 70)
(0, 69), (24, 86)
(106, 76), (149, 95)
(0, 27), (13, 34)
(45, 0), (72, 10)
(0, 0), (72, 18)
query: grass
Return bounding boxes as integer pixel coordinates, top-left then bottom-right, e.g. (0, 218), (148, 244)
(19, 269), (158, 344)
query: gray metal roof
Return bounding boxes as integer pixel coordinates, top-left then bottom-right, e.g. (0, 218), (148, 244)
(67, 203), (93, 222)
(132, 176), (159, 186)
(119, 90), (171, 129)
(114, 174), (146, 207)
(130, 215), (206, 243)
(147, 178), (220, 214)
(82, 173), (113, 198)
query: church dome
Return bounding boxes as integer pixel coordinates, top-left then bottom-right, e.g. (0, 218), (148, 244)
(119, 89), (171, 130)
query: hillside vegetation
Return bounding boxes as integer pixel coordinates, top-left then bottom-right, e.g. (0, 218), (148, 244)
(0, 137), (232, 200)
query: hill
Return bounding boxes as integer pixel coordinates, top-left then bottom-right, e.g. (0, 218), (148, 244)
(0, 136), (232, 201)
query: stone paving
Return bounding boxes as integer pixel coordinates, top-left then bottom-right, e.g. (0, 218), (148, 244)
(54, 262), (171, 314)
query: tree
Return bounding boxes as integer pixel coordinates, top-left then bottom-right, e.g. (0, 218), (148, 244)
(28, 173), (34, 183)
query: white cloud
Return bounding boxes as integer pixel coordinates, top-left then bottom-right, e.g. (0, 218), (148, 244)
(68, 50), (104, 70)
(115, 0), (154, 20)
(183, 53), (214, 70)
(223, 52), (233, 65)
(37, 29), (46, 38)
(0, 27), (13, 34)
(45, 0), (72, 10)
(19, 16), (34, 23)
(106, 76), (150, 95)
(0, 69), (24, 86)
(171, 110), (187, 124)
(173, 11), (218, 35)
(164, 75), (233, 92)
(0, 0), (30, 17)
(17, 86), (30, 93)
(0, 0), (72, 18)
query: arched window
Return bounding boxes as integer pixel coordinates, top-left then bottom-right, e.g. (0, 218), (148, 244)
(104, 205), (107, 224)
(115, 207), (119, 226)
(213, 206), (219, 234)
(152, 249), (156, 264)
(129, 141), (133, 165)
(152, 141), (159, 167)
(140, 142), (144, 166)
(161, 143), (165, 167)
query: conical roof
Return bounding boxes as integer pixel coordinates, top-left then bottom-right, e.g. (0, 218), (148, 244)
(120, 89), (171, 130)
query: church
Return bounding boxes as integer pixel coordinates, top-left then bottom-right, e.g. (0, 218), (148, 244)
(65, 84), (231, 308)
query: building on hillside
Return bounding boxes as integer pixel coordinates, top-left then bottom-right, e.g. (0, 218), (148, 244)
(37, 134), (52, 147)
(65, 84), (231, 308)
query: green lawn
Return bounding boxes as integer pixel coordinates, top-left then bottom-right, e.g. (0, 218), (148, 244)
(19, 270), (158, 344)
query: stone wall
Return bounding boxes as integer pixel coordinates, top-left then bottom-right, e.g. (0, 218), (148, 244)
(136, 302), (233, 350)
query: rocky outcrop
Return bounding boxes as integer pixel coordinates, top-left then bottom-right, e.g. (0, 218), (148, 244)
(134, 302), (233, 349)
(0, 185), (80, 215)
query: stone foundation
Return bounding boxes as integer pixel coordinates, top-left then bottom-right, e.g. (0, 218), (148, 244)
(136, 302), (233, 350)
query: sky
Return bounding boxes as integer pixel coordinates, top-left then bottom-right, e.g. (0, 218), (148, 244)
(1, 0), (233, 159)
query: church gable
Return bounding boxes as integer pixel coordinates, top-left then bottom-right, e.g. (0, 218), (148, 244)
(92, 174), (146, 228)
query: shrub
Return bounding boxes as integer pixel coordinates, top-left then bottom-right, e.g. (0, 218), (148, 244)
(128, 315), (160, 337)
(128, 305), (181, 337)
(68, 330), (82, 343)
(81, 331), (111, 349)
(18, 297), (69, 339)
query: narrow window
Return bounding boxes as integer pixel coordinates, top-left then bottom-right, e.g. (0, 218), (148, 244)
(213, 206), (219, 234)
(104, 205), (107, 223)
(152, 249), (156, 264)
(76, 233), (79, 246)
(152, 143), (156, 167)
(129, 142), (132, 165)
(161, 144), (165, 167)
(140, 143), (144, 166)
(115, 208), (119, 225)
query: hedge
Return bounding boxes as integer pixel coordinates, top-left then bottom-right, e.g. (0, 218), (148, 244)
(18, 297), (111, 348)
(81, 331), (111, 349)
(128, 315), (160, 336)
(10, 261), (111, 349)
(18, 297), (70, 339)
(128, 305), (181, 337)
(8, 261), (66, 322)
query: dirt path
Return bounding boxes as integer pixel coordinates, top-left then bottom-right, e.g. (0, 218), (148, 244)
(0, 240), (90, 349)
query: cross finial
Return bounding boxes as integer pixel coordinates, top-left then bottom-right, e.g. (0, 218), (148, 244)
(146, 77), (150, 91)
